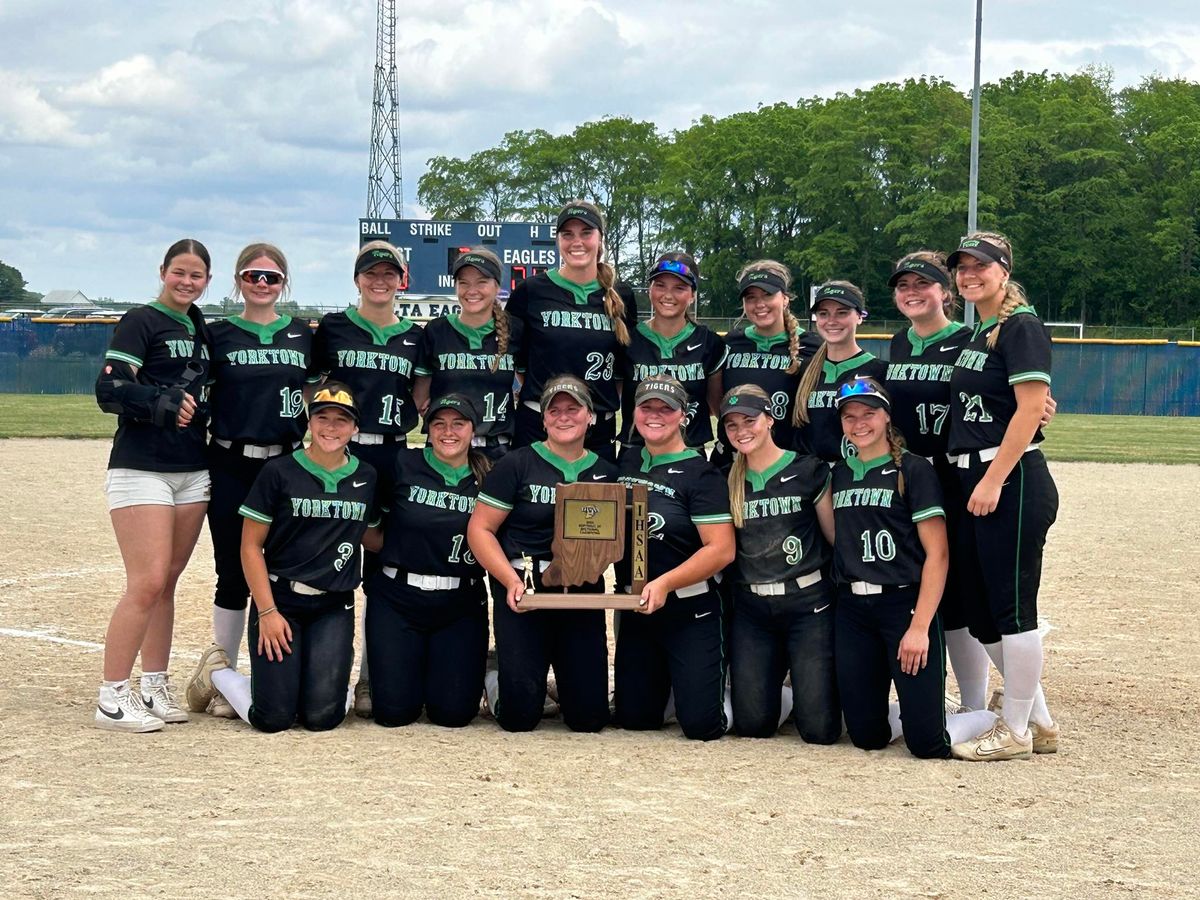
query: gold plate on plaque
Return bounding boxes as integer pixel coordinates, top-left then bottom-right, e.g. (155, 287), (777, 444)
(561, 498), (618, 541)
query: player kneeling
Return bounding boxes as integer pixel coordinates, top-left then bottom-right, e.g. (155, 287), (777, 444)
(185, 384), (376, 732)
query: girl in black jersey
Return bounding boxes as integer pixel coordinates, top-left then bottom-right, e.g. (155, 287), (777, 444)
(721, 384), (839, 742)
(361, 394), (492, 727)
(711, 260), (818, 471)
(185, 384), (375, 733)
(944, 232), (1060, 762)
(93, 239), (213, 733)
(614, 376), (735, 741)
(793, 282), (886, 464)
(506, 200), (637, 462)
(312, 241), (422, 715)
(204, 243), (312, 715)
(831, 377), (997, 759)
(412, 247), (523, 460)
(468, 375), (616, 733)
(619, 252), (726, 449)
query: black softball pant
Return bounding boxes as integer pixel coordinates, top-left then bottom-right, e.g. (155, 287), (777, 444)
(835, 585), (950, 759)
(730, 580), (840, 743)
(346, 437), (406, 591)
(614, 587), (727, 741)
(207, 441), (273, 611)
(933, 455), (971, 632)
(247, 586), (354, 733)
(490, 569), (610, 733)
(512, 402), (617, 463)
(954, 448), (1059, 644)
(364, 570), (488, 728)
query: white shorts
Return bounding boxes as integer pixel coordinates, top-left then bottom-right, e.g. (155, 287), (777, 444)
(105, 468), (211, 511)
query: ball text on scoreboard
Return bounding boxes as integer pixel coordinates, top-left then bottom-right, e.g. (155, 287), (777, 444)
(359, 219), (558, 295)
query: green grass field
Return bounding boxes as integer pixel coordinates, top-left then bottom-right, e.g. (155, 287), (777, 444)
(0, 395), (1196, 464)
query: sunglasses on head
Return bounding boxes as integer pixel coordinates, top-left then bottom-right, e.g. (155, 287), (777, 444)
(837, 378), (887, 402)
(653, 260), (695, 281)
(239, 269), (286, 286)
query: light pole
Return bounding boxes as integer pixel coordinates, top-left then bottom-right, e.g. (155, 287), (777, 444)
(965, 0), (983, 327)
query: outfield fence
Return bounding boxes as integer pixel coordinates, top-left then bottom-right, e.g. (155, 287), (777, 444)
(2, 317), (1197, 416)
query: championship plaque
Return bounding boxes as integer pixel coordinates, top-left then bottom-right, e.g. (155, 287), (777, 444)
(520, 482), (649, 610)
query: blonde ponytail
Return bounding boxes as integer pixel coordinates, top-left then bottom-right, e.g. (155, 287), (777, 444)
(490, 303), (510, 373)
(782, 307), (802, 375)
(792, 342), (828, 426)
(728, 452), (749, 529)
(887, 423), (906, 497)
(986, 281), (1028, 350)
(598, 260), (631, 346)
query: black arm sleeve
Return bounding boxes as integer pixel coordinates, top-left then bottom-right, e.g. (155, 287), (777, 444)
(95, 359), (184, 427)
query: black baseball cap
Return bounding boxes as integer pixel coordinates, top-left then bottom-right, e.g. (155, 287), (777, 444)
(634, 376), (688, 411)
(813, 283), (866, 313)
(424, 393), (480, 430)
(556, 202), (605, 234)
(887, 258), (950, 288)
(719, 392), (772, 420)
(738, 270), (787, 298)
(451, 251), (502, 283)
(308, 383), (359, 422)
(947, 237), (1011, 272)
(834, 377), (891, 411)
(540, 375), (594, 413)
(354, 241), (407, 278)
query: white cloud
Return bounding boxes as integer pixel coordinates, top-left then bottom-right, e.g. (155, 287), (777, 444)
(0, 71), (90, 147)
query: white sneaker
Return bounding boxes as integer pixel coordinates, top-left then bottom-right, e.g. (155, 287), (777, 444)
(185, 645), (231, 711)
(951, 718), (1033, 762)
(95, 682), (165, 733)
(141, 674), (189, 723)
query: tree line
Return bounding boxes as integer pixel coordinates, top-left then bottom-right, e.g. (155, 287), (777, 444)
(418, 70), (1200, 326)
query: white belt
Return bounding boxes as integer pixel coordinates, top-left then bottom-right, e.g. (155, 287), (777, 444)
(471, 434), (510, 448)
(950, 443), (1039, 468)
(748, 569), (824, 596)
(381, 566), (462, 590)
(509, 557), (551, 573)
(352, 433), (386, 445)
(215, 438), (288, 459)
(622, 579), (712, 598)
(268, 573), (325, 596)
(850, 581), (909, 595)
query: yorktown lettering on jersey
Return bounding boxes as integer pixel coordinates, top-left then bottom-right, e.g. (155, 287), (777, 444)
(336, 349), (414, 375)
(165, 339), (211, 360)
(289, 497), (368, 520)
(539, 310), (613, 331)
(832, 487), (896, 509)
(225, 348), (306, 368)
(529, 484), (557, 505)
(808, 389), (838, 409)
(437, 352), (514, 371)
(407, 485), (476, 513)
(632, 361), (706, 381)
(955, 349), (989, 373)
(886, 362), (955, 383)
(726, 352), (792, 370)
(742, 495), (806, 519)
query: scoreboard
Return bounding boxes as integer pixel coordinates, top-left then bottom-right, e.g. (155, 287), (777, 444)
(358, 218), (558, 298)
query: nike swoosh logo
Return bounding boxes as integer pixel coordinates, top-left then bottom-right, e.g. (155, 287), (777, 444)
(97, 704), (124, 720)
(352, 480), (367, 487)
(592, 474), (606, 480)
(667, 468), (685, 474)
(780, 474), (798, 483)
(403, 339), (417, 345)
(694, 611), (713, 619)
(813, 604), (830, 613)
(344, 602), (354, 610)
(686, 343), (703, 352)
(940, 345), (961, 352)
(881, 468), (897, 475)
(287, 332), (302, 338)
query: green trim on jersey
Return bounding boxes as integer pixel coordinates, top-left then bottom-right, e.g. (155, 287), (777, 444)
(845, 451), (891, 482)
(743, 325), (790, 352)
(423, 445), (472, 487)
(1008, 371), (1051, 385)
(822, 351), (877, 383)
(105, 349), (143, 367)
(970, 305), (1038, 341)
(692, 511), (734, 524)
(532, 441), (599, 483)
(291, 448), (360, 494)
(906, 321), (963, 357)
(639, 446), (701, 473)
(239, 504), (272, 524)
(447, 314), (495, 350)
(345, 306), (416, 346)
(745, 449), (795, 492)
(547, 269), (601, 305)
(228, 314), (293, 345)
(636, 320), (696, 360)
(911, 505), (945, 522)
(477, 492), (511, 511)
(149, 301), (195, 336)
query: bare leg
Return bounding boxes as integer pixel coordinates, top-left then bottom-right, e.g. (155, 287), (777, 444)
(140, 502), (207, 672)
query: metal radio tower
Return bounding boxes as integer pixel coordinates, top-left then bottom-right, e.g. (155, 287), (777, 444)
(366, 0), (403, 219)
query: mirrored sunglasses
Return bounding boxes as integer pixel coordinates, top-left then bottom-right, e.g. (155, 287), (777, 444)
(239, 269), (286, 286)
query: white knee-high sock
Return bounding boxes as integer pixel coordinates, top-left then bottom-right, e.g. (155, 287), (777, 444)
(778, 684), (794, 729)
(357, 602), (370, 682)
(887, 701), (903, 743)
(999, 631), (1043, 737)
(212, 607), (245, 670)
(982, 640), (1004, 675)
(723, 679), (733, 734)
(211, 668), (252, 723)
(947, 709), (998, 744)
(945, 627), (990, 711)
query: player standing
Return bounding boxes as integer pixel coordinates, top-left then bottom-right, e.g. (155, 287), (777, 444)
(203, 244), (312, 714)
(506, 200), (637, 462)
(944, 232), (1060, 761)
(93, 239), (212, 732)
(185, 384), (376, 732)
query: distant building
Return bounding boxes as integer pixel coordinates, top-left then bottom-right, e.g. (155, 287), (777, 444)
(39, 290), (96, 308)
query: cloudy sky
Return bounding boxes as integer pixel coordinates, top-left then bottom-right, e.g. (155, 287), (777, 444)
(2, 0), (1197, 308)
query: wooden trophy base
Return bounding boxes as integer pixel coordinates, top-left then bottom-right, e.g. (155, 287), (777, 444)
(518, 592), (646, 611)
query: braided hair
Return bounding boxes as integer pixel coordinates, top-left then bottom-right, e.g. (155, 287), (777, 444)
(560, 200), (630, 346)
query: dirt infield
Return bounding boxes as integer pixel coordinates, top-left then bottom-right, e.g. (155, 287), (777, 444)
(0, 439), (1196, 899)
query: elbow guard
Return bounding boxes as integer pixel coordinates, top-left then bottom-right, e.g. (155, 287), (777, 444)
(95, 363), (183, 427)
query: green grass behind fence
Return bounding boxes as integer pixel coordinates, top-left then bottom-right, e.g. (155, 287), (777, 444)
(0, 395), (1196, 464)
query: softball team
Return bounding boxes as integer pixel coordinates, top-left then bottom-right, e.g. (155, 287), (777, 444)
(94, 239), (213, 732)
(204, 244), (312, 714)
(506, 200), (638, 462)
(944, 232), (1060, 761)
